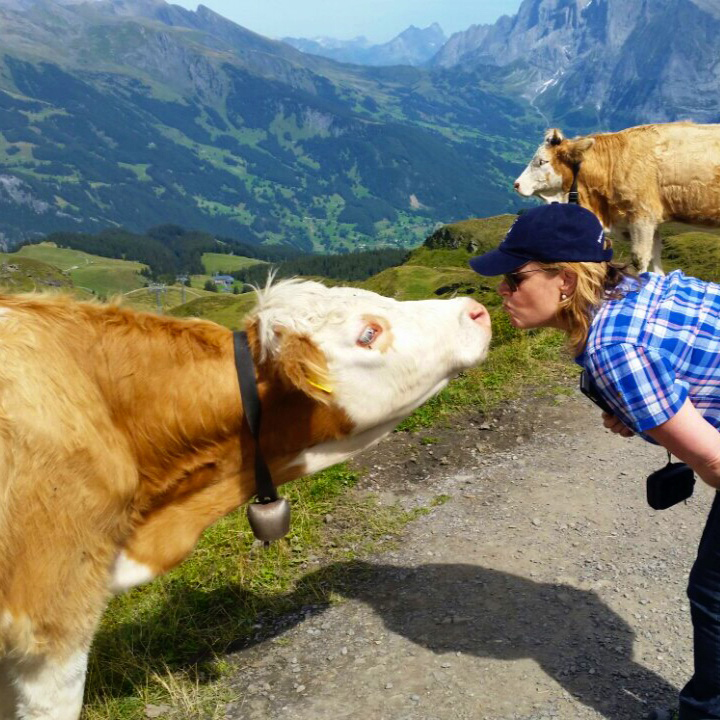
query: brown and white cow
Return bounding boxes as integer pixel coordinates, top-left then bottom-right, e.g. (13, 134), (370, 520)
(514, 122), (720, 273)
(0, 279), (490, 719)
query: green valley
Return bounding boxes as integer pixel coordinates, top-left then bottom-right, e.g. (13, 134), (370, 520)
(0, 1), (542, 252)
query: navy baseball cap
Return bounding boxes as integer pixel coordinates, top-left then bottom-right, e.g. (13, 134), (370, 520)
(469, 203), (612, 276)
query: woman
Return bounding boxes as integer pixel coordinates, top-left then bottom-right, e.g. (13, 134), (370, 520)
(470, 202), (720, 720)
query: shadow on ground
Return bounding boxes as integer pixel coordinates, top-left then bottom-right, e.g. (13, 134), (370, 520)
(341, 562), (678, 718)
(92, 561), (678, 719)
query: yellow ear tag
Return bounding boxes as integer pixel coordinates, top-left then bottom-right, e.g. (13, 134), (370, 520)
(307, 378), (333, 394)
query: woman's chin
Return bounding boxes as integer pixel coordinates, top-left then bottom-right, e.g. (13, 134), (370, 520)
(504, 307), (532, 329)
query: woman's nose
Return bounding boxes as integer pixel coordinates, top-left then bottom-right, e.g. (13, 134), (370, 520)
(497, 278), (512, 297)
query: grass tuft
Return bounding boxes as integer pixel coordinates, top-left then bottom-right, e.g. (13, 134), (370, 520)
(83, 464), (419, 718)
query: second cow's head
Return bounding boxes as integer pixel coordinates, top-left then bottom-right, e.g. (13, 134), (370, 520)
(514, 128), (596, 202)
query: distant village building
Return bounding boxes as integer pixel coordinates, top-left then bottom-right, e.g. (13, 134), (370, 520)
(212, 273), (235, 291)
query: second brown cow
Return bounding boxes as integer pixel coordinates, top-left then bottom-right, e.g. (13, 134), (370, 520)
(514, 122), (720, 273)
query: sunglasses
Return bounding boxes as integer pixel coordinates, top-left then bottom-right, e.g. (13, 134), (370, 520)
(502, 268), (546, 292)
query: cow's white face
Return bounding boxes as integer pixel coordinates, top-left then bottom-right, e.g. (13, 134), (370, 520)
(514, 144), (565, 203)
(252, 280), (491, 432)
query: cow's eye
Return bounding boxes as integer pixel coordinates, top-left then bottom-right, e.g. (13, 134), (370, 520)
(357, 324), (380, 346)
(536, 158), (548, 166)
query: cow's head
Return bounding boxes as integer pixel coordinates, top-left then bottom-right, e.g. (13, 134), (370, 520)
(247, 280), (491, 438)
(514, 129), (596, 202)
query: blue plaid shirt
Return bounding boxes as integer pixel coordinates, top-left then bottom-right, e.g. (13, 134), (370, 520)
(576, 270), (720, 440)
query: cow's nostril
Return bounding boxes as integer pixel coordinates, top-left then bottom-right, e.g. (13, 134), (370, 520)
(467, 302), (490, 327)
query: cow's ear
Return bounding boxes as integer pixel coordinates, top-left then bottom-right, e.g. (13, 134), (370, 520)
(560, 137), (595, 163)
(276, 331), (334, 404)
(544, 128), (565, 146)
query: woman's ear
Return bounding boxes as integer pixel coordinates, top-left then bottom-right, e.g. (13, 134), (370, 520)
(559, 268), (578, 296)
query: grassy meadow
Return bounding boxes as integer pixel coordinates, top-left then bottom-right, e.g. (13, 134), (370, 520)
(200, 252), (266, 275)
(12, 243), (148, 298)
(2, 218), (720, 717)
(189, 252), (268, 296)
(0, 244), (250, 310)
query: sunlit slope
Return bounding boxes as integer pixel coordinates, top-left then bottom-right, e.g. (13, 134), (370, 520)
(167, 293), (258, 331)
(1, 244), (220, 310)
(201, 252), (265, 275)
(0, 254), (74, 294)
(360, 214), (515, 304)
(13, 243), (147, 298)
(661, 231), (720, 281)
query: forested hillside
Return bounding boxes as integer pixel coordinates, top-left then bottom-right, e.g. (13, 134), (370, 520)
(0, 0), (542, 252)
(233, 247), (410, 285)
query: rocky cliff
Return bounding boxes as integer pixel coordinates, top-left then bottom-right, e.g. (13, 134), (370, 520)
(432, 0), (720, 132)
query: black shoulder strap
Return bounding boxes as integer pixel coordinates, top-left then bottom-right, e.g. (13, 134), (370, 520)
(233, 331), (277, 503)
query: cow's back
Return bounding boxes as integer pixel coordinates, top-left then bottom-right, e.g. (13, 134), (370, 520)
(651, 123), (720, 182)
(618, 123), (720, 224)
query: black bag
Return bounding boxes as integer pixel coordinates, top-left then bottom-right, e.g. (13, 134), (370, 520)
(646, 459), (695, 510)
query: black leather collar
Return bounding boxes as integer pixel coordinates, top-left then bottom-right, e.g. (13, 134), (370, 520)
(568, 161), (581, 205)
(233, 330), (277, 503)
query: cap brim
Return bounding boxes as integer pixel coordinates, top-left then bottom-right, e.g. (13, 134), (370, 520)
(469, 248), (530, 276)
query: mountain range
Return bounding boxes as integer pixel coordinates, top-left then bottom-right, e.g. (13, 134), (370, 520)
(283, 24), (447, 67)
(0, 0), (717, 253)
(288, 0), (720, 130)
(432, 0), (720, 129)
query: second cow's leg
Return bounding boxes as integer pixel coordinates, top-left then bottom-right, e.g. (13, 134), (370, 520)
(651, 228), (664, 274)
(629, 221), (657, 273)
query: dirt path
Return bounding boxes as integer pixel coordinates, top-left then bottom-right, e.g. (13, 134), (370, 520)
(224, 388), (712, 720)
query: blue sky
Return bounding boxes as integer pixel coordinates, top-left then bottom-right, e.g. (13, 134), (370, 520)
(170, 0), (523, 43)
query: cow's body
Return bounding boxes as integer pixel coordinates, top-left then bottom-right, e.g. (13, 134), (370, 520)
(0, 280), (491, 719)
(514, 122), (720, 273)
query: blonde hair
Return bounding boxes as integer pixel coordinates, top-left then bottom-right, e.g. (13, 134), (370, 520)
(537, 260), (638, 354)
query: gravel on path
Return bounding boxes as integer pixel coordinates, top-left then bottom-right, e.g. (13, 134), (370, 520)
(223, 389), (711, 720)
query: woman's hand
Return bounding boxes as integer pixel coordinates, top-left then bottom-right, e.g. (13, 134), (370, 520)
(602, 411), (635, 437)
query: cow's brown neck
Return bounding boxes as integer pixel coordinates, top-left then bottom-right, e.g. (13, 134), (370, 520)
(86, 307), (354, 577)
(58, 305), (242, 508)
(76, 303), (352, 510)
(564, 135), (625, 228)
